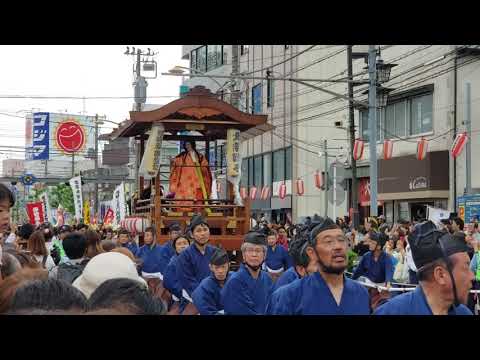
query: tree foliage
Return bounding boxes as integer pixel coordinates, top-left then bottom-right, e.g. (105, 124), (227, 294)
(49, 184), (75, 214)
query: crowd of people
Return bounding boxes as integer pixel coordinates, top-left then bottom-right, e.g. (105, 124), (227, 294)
(1, 182), (479, 315)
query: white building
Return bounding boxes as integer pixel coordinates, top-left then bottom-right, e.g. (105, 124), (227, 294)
(180, 45), (480, 224)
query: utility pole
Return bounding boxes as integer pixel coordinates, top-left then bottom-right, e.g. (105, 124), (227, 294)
(324, 139), (329, 218)
(368, 45), (378, 217)
(71, 152), (75, 177)
(347, 45), (359, 228)
(465, 82), (472, 195)
(230, 45), (240, 109)
(94, 114), (99, 221)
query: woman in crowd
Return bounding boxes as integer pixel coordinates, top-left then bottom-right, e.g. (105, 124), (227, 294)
(27, 230), (56, 272)
(84, 230), (104, 259)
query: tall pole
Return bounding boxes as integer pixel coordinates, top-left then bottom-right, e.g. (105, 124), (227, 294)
(135, 50), (142, 112)
(71, 152), (75, 177)
(368, 45), (378, 217)
(333, 161), (337, 220)
(230, 45), (240, 109)
(465, 82), (472, 195)
(324, 139), (329, 218)
(347, 45), (359, 228)
(94, 114), (99, 221)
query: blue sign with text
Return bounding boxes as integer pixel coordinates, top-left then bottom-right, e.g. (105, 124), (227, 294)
(32, 112), (50, 160)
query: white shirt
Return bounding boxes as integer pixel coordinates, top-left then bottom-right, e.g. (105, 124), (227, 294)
(33, 254), (56, 272)
(405, 243), (417, 272)
(5, 233), (16, 244)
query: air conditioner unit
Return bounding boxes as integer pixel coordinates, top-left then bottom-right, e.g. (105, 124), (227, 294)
(334, 121), (343, 128)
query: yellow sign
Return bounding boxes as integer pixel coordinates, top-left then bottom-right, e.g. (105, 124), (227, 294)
(83, 200), (90, 224)
(186, 123), (205, 131)
(226, 128), (241, 177)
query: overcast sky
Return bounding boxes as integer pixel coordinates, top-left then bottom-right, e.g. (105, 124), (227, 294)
(0, 45), (188, 167)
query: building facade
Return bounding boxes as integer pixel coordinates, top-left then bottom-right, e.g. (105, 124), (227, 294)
(180, 45), (480, 224)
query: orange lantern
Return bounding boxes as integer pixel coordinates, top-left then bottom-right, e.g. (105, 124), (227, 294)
(416, 137), (428, 160)
(249, 186), (258, 200)
(296, 178), (305, 196)
(353, 138), (364, 160)
(451, 132), (468, 158)
(314, 170), (323, 189)
(279, 183), (287, 200)
(383, 139), (393, 160)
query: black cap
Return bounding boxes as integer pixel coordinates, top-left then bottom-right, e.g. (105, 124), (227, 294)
(243, 231), (267, 246)
(210, 248), (229, 266)
(289, 238), (309, 267)
(168, 222), (181, 232)
(58, 225), (72, 234)
(409, 221), (470, 269)
(189, 214), (208, 232)
(309, 217), (339, 245)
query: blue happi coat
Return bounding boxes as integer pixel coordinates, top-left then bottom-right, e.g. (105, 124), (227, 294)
(157, 241), (176, 275)
(264, 245), (293, 272)
(272, 266), (300, 293)
(122, 242), (139, 256)
(176, 243), (216, 300)
(352, 251), (394, 284)
(163, 254), (182, 300)
(137, 244), (166, 274)
(221, 264), (273, 315)
(268, 272), (370, 315)
(192, 272), (233, 315)
(374, 286), (472, 315)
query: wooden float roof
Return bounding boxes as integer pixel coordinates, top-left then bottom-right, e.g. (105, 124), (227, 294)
(110, 86), (273, 141)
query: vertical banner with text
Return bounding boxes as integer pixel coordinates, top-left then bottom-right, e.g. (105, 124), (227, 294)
(69, 176), (83, 221)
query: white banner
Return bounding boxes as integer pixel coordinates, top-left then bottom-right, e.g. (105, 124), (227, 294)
(427, 206), (449, 226)
(226, 128), (242, 205)
(69, 176), (83, 221)
(139, 123), (164, 180)
(113, 182), (127, 227)
(40, 190), (52, 224)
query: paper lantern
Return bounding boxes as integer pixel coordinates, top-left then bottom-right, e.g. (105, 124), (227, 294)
(383, 139), (393, 160)
(240, 187), (247, 200)
(296, 178), (305, 196)
(416, 137), (428, 160)
(279, 183), (287, 200)
(260, 186), (270, 200)
(249, 186), (258, 200)
(314, 170), (323, 189)
(451, 132), (468, 158)
(353, 138), (364, 161)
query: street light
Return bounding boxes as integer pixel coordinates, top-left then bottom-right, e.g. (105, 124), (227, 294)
(375, 59), (398, 83)
(362, 86), (394, 108)
(167, 65), (232, 95)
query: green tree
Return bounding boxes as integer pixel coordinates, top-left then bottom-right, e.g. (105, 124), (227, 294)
(49, 184), (75, 214)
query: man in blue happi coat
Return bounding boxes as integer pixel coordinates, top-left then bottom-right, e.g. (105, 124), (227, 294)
(375, 221), (473, 315)
(176, 214), (216, 310)
(272, 238), (318, 292)
(192, 247), (232, 315)
(221, 231), (273, 315)
(117, 229), (139, 255)
(136, 226), (164, 276)
(154, 222), (182, 275)
(268, 216), (370, 315)
(264, 229), (293, 282)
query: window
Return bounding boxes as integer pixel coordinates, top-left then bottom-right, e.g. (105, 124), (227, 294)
(190, 45), (224, 73)
(285, 147), (292, 181)
(248, 157), (254, 187)
(360, 109), (381, 142)
(254, 155), (263, 187)
(263, 153), (272, 187)
(267, 76), (274, 108)
(360, 89), (433, 141)
(241, 158), (248, 187)
(273, 149), (285, 182)
(196, 46), (207, 73)
(252, 84), (262, 114)
(190, 50), (197, 72)
(410, 93), (433, 135)
(241, 45), (249, 56)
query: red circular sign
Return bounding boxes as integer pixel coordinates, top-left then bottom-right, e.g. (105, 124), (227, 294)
(56, 121), (85, 153)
